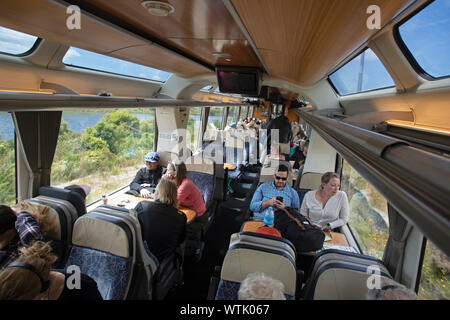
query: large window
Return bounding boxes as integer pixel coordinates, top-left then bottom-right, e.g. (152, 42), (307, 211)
(329, 48), (395, 95)
(207, 107), (223, 130)
(340, 160), (389, 259)
(396, 0), (450, 78)
(0, 26), (38, 55)
(0, 112), (16, 205)
(186, 107), (202, 152)
(51, 109), (155, 204)
(226, 106), (238, 126)
(63, 46), (172, 82)
(239, 106), (248, 121)
(418, 240), (449, 300)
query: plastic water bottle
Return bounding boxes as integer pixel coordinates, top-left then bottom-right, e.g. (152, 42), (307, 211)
(264, 206), (274, 227)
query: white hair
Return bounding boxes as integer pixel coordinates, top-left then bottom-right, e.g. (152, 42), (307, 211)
(238, 272), (286, 300)
(366, 278), (417, 300)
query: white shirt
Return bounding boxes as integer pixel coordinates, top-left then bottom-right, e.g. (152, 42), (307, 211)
(300, 190), (349, 229)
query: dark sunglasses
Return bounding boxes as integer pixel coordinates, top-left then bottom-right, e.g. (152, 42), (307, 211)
(275, 175), (287, 181)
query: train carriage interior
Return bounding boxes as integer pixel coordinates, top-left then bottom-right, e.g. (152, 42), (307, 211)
(0, 0), (449, 301)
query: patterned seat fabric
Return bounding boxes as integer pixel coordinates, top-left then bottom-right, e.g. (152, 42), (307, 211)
(66, 246), (133, 300)
(186, 171), (214, 208)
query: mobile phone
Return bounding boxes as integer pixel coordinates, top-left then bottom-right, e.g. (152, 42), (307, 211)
(276, 196), (283, 203)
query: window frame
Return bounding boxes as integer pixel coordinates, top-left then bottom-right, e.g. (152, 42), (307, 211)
(0, 36), (42, 57)
(62, 47), (172, 83)
(328, 47), (396, 96)
(393, 0), (450, 81)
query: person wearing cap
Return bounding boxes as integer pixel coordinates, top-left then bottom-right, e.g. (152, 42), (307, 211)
(129, 152), (165, 198)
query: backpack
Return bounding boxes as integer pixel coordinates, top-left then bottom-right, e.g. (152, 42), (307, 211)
(274, 207), (325, 252)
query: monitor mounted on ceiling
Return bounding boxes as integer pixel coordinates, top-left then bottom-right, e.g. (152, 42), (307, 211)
(216, 66), (261, 97)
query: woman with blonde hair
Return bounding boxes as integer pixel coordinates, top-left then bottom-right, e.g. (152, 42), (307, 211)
(0, 241), (102, 300)
(134, 178), (187, 262)
(163, 161), (207, 258)
(300, 172), (349, 232)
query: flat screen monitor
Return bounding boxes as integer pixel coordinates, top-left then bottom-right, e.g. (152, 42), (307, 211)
(216, 66), (261, 96)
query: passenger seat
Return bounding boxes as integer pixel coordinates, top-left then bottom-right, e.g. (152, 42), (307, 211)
(301, 249), (392, 300)
(209, 240), (297, 300)
(65, 211), (136, 300)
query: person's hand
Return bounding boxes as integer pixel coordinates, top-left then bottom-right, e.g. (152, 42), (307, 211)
(274, 199), (285, 209)
(140, 188), (151, 198)
(163, 172), (175, 181)
(321, 225), (331, 232)
(141, 183), (151, 188)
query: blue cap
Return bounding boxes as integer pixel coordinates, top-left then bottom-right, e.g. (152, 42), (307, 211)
(230, 122), (237, 127)
(144, 152), (160, 162)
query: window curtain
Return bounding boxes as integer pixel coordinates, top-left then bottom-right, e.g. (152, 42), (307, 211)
(13, 111), (62, 197)
(382, 204), (413, 281)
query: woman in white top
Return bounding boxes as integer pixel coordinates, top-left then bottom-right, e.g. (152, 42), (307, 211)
(300, 172), (349, 232)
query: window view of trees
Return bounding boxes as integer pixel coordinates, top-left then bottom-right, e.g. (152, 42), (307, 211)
(418, 240), (449, 300)
(0, 112), (15, 206)
(340, 160), (389, 259)
(51, 109), (155, 204)
(186, 107), (202, 152)
(226, 106), (238, 126)
(207, 107), (223, 130)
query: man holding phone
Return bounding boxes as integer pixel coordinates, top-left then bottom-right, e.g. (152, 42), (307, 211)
(250, 165), (300, 219)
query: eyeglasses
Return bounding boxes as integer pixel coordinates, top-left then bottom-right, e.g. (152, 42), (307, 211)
(275, 175), (287, 181)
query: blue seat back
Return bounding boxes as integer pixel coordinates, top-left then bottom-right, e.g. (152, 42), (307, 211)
(185, 157), (216, 209)
(65, 212), (135, 300)
(297, 188), (311, 206)
(186, 171), (215, 208)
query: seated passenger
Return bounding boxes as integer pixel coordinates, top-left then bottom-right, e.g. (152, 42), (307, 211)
(0, 205), (43, 270)
(366, 278), (417, 300)
(0, 241), (103, 300)
(250, 165), (300, 219)
(163, 161), (207, 258)
(300, 172), (349, 232)
(264, 144), (287, 163)
(11, 202), (60, 240)
(238, 272), (286, 300)
(163, 161), (207, 225)
(129, 152), (165, 198)
(289, 139), (308, 170)
(134, 178), (187, 262)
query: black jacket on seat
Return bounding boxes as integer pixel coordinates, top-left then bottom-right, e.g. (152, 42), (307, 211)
(135, 200), (186, 262)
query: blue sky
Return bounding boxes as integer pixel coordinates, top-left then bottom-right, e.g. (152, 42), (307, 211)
(63, 46), (172, 82)
(399, 0), (450, 78)
(0, 25), (172, 82)
(330, 0), (450, 94)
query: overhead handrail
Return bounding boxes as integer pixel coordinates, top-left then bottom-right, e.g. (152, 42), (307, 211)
(297, 108), (450, 257)
(0, 91), (248, 111)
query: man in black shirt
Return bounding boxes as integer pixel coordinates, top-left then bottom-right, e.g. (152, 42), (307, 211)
(129, 152), (165, 198)
(266, 106), (292, 155)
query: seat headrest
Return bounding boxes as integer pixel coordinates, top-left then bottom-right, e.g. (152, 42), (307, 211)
(221, 244), (296, 296)
(72, 213), (132, 258)
(38, 186), (86, 216)
(185, 156), (215, 175)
